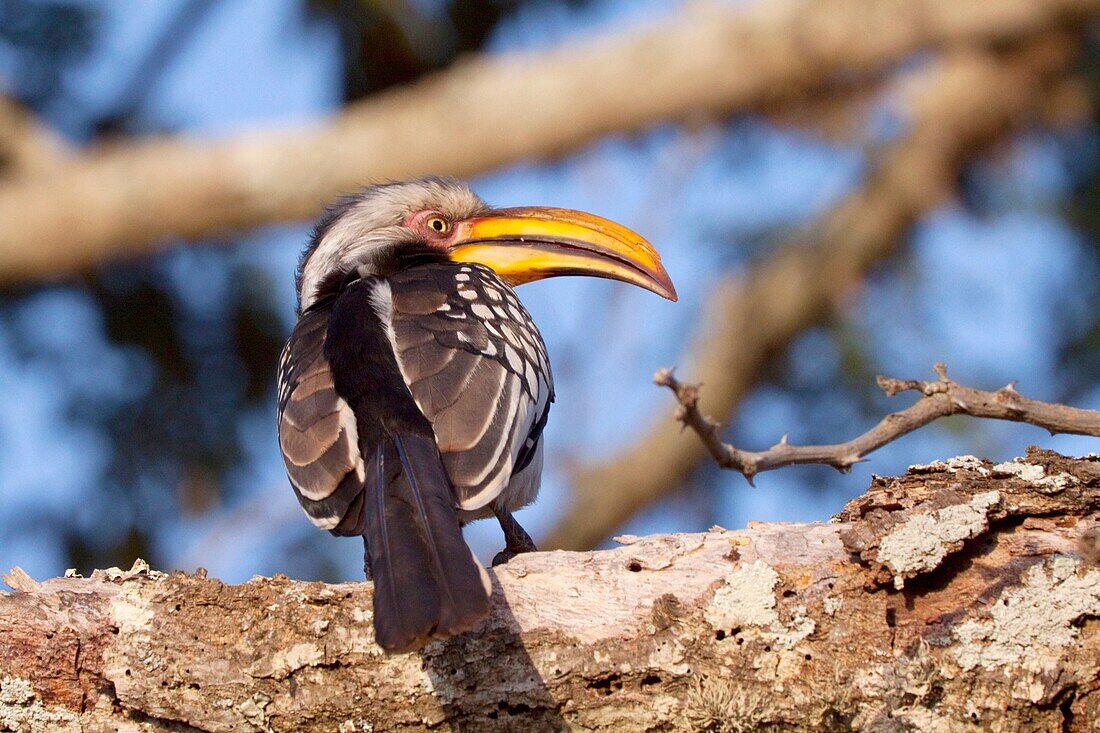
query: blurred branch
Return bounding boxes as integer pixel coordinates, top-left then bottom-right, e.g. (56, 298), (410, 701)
(656, 363), (1100, 483)
(761, 80), (884, 143)
(1040, 75), (1095, 128)
(0, 0), (1097, 282)
(547, 37), (1080, 551)
(362, 0), (454, 65)
(0, 97), (66, 177)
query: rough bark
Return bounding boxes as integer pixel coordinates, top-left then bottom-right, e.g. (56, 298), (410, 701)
(0, 0), (1097, 282)
(2, 448), (1098, 732)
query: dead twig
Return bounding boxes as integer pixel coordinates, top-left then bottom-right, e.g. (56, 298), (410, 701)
(656, 363), (1100, 483)
(548, 39), (1077, 551)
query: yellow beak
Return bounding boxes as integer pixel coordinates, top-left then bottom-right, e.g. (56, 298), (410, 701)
(448, 207), (677, 301)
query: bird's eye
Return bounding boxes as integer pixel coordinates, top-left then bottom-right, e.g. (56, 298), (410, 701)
(426, 216), (449, 234)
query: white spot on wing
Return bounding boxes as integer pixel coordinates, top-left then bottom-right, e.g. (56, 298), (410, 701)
(504, 344), (524, 373)
(338, 396), (366, 483)
(523, 361), (537, 396)
(456, 377), (523, 509)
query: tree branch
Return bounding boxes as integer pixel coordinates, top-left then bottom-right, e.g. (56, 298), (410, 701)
(0, 0), (1097, 282)
(2, 451), (1098, 730)
(0, 97), (66, 178)
(655, 363), (1100, 483)
(547, 36), (1080, 551)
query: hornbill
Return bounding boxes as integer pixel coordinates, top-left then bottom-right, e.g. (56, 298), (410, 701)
(277, 178), (675, 653)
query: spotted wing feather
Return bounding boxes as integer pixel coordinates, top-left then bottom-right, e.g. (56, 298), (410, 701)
(385, 264), (554, 510)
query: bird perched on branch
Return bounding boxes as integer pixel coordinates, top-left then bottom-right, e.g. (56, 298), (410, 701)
(277, 178), (676, 653)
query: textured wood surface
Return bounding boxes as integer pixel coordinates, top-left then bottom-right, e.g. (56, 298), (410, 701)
(2, 449), (1098, 731)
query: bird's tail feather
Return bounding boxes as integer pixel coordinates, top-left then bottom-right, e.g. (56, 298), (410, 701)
(362, 434), (491, 653)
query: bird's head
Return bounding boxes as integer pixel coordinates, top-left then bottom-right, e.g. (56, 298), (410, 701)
(297, 177), (677, 312)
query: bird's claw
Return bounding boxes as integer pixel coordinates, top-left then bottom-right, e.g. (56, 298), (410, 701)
(491, 539), (536, 567)
(491, 507), (537, 566)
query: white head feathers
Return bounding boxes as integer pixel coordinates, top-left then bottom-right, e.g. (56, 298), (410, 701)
(297, 178), (488, 312)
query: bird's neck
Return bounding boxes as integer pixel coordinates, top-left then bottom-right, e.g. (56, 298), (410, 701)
(301, 242), (450, 315)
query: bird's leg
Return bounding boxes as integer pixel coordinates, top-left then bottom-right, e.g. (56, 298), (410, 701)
(491, 507), (537, 567)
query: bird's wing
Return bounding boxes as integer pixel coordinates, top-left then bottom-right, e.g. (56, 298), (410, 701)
(384, 263), (554, 511)
(277, 304), (366, 532)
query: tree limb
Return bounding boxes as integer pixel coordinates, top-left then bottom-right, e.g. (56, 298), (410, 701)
(0, 0), (1097, 282)
(655, 362), (1100, 483)
(547, 36), (1080, 551)
(2, 451), (1098, 730)
(0, 98), (66, 178)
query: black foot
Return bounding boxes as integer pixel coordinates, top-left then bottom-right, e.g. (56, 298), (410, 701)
(491, 507), (537, 567)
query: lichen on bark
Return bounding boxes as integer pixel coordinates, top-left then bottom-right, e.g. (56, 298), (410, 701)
(1, 449), (1097, 731)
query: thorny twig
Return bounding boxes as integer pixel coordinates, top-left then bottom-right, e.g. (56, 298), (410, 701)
(655, 362), (1100, 484)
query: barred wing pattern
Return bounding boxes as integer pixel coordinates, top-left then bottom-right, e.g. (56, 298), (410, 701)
(277, 305), (366, 531)
(385, 263), (554, 511)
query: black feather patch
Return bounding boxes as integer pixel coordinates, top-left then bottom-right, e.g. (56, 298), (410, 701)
(361, 441), (440, 651)
(362, 435), (490, 652)
(322, 279), (490, 652)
